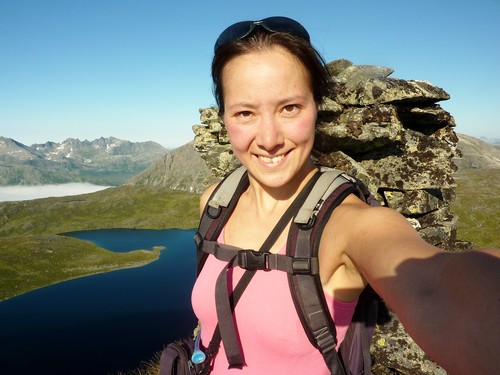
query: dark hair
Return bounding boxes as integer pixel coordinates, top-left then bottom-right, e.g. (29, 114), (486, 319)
(211, 29), (330, 115)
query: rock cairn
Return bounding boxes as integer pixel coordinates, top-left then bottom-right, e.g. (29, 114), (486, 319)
(193, 59), (460, 374)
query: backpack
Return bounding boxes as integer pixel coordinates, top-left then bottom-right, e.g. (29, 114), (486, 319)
(194, 165), (381, 375)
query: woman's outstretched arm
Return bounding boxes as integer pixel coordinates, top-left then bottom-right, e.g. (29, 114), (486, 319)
(335, 197), (500, 374)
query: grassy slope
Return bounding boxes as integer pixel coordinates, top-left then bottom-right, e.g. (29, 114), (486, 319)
(0, 185), (200, 300)
(451, 168), (500, 249)
(0, 185), (200, 236)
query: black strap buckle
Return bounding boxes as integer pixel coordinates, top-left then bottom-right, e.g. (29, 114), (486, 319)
(237, 250), (271, 271)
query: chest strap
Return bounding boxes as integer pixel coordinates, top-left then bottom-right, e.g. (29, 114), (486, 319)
(196, 237), (320, 275)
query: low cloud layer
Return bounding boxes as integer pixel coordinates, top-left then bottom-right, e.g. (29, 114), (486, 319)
(0, 183), (110, 202)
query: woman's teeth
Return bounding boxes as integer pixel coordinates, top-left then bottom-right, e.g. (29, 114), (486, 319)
(259, 155), (285, 164)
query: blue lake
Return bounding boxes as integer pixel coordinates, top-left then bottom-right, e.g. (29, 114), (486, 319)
(0, 228), (198, 375)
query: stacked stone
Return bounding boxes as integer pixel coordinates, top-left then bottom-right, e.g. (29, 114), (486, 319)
(316, 59), (460, 249)
(192, 107), (238, 187)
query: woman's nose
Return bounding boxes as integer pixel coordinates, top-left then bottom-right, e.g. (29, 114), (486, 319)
(255, 116), (284, 150)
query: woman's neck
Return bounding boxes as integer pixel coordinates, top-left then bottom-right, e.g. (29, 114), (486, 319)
(244, 161), (318, 215)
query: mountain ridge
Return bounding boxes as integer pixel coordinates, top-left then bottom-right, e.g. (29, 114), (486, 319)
(0, 136), (167, 186)
(126, 141), (210, 194)
(454, 133), (500, 169)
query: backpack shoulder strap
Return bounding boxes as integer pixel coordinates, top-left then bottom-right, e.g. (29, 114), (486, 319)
(207, 165), (247, 211)
(195, 166), (249, 275)
(293, 167), (360, 227)
(195, 167), (324, 369)
(287, 167), (370, 375)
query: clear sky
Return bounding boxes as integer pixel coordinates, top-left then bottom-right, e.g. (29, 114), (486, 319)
(1, 0), (499, 149)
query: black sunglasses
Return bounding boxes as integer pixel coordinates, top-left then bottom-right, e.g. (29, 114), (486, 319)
(214, 16), (310, 52)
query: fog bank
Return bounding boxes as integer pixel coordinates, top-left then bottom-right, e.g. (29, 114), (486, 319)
(0, 183), (111, 202)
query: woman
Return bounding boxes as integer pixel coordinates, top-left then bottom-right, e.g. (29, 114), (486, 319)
(191, 16), (499, 374)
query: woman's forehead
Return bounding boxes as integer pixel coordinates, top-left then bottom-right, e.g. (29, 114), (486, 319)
(221, 48), (312, 93)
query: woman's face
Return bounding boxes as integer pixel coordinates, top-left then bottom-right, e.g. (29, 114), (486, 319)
(222, 47), (317, 189)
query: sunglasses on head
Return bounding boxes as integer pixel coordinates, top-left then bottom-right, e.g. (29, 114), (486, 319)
(214, 16), (310, 52)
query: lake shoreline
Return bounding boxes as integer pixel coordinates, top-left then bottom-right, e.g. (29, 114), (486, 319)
(2, 253), (161, 302)
(0, 233), (165, 301)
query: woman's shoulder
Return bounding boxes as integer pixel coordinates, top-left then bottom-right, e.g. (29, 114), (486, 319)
(324, 193), (425, 261)
(199, 183), (220, 216)
(326, 192), (438, 280)
(329, 193), (407, 232)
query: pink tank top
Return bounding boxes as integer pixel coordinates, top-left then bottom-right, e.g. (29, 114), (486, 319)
(191, 230), (357, 374)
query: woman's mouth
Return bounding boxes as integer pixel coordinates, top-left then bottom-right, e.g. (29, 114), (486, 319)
(257, 154), (286, 165)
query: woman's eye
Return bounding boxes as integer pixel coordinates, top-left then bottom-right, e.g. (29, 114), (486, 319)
(236, 111), (252, 118)
(283, 105), (299, 114)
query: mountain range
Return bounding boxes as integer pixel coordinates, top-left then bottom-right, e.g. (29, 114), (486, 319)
(1, 133), (498, 192)
(453, 134), (500, 169)
(0, 136), (167, 186)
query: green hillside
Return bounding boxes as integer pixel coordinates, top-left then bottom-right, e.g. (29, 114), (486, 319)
(451, 168), (500, 249)
(0, 185), (200, 236)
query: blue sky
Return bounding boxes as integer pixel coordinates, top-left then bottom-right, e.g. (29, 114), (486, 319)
(1, 0), (499, 148)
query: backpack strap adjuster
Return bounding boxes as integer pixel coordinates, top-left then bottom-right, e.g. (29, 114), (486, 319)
(291, 258), (316, 275)
(316, 327), (337, 353)
(194, 231), (203, 248)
